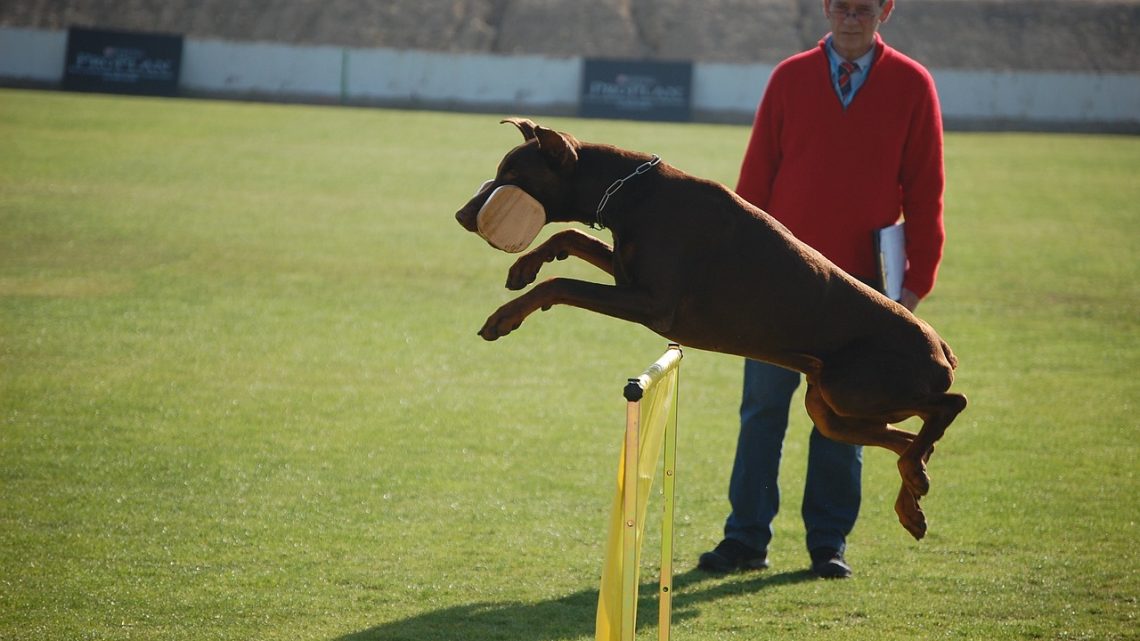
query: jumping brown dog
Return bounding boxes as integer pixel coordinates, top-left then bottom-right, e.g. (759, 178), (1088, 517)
(454, 118), (967, 540)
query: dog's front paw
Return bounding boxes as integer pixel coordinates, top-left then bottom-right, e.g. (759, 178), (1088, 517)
(506, 250), (566, 290)
(505, 254), (543, 291)
(478, 307), (523, 341)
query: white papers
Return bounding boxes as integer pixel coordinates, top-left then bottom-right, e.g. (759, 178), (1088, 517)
(875, 222), (906, 301)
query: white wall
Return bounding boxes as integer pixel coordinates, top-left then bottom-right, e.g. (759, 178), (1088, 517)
(346, 48), (581, 110)
(183, 38), (345, 98)
(933, 69), (1140, 126)
(0, 27), (66, 81)
(691, 61), (774, 117)
(2, 26), (1137, 131)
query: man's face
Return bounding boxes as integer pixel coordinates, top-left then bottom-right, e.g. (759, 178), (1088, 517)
(824, 0), (894, 60)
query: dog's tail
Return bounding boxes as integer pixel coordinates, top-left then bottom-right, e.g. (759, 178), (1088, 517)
(940, 339), (959, 370)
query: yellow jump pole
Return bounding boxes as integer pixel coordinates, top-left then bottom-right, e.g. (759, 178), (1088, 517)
(621, 344), (683, 641)
(621, 392), (641, 641)
(658, 345), (680, 641)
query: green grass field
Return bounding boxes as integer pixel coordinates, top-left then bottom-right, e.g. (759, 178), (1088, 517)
(1, 88), (1137, 640)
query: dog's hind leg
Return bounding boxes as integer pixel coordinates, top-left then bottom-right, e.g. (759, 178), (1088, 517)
(805, 384), (956, 540)
(804, 383), (914, 456)
(896, 392), (968, 498)
(506, 229), (614, 290)
(805, 384), (936, 539)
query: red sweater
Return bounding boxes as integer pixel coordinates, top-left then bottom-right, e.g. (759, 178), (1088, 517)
(736, 34), (945, 298)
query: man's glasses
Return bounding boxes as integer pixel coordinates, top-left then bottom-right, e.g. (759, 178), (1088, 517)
(830, 2), (881, 21)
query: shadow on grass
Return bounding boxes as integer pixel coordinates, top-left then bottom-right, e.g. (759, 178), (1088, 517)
(337, 567), (815, 641)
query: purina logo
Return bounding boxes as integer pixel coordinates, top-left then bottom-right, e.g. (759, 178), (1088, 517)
(69, 45), (177, 81)
(580, 59), (693, 122)
(588, 73), (687, 107)
(63, 27), (183, 96)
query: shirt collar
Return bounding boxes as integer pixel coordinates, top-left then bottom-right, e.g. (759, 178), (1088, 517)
(825, 34), (877, 72)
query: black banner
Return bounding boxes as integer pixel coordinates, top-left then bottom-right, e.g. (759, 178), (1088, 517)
(63, 27), (183, 96)
(580, 59), (693, 122)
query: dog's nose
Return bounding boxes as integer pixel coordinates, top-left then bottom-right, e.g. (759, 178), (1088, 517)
(455, 207), (477, 231)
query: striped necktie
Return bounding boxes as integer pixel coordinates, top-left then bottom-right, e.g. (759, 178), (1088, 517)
(838, 61), (858, 98)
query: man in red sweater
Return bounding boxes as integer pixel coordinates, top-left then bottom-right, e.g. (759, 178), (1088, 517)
(698, 0), (946, 578)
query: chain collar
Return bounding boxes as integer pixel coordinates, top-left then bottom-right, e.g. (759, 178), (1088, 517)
(592, 155), (661, 230)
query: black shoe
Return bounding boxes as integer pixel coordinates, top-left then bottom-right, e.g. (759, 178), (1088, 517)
(810, 547), (852, 579)
(698, 539), (769, 573)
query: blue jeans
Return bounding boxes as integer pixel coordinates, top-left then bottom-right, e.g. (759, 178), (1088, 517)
(723, 359), (862, 554)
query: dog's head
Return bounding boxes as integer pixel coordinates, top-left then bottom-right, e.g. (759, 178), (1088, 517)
(455, 118), (580, 253)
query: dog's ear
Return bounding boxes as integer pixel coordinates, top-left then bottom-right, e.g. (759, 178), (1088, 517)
(501, 117), (539, 141)
(534, 126), (579, 173)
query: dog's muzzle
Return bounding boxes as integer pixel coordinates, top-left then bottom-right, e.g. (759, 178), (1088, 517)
(473, 181), (545, 253)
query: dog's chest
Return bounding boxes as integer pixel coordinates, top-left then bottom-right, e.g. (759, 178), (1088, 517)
(612, 236), (639, 286)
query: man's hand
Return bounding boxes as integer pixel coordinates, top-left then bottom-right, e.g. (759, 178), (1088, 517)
(900, 288), (920, 312)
